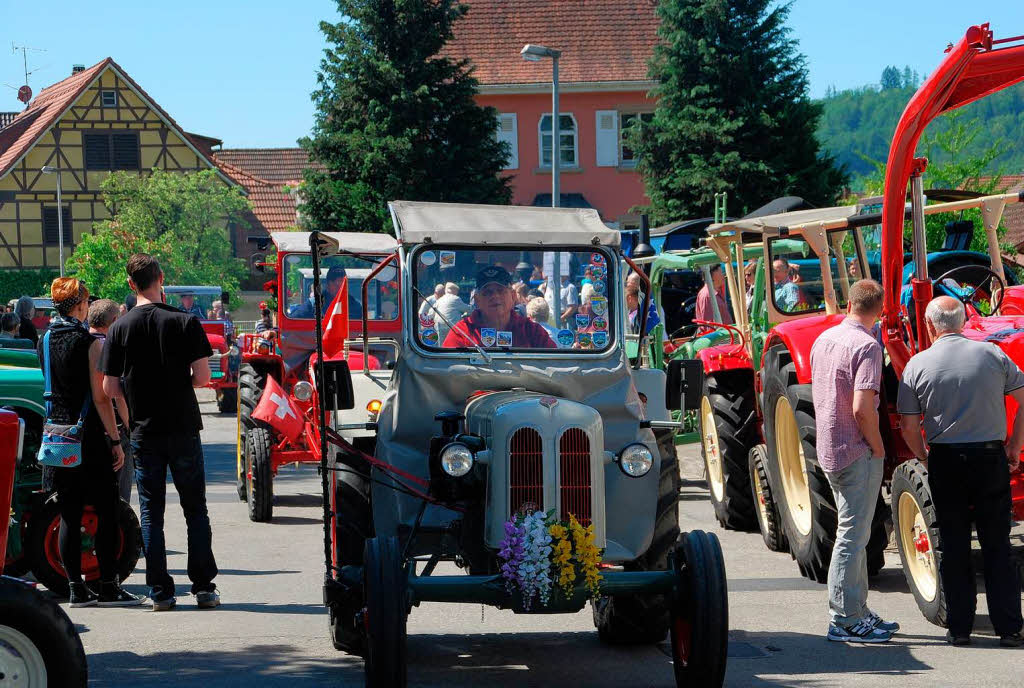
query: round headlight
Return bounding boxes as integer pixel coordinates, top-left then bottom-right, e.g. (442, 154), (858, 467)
(619, 443), (653, 477)
(440, 443), (474, 478)
(292, 380), (314, 402)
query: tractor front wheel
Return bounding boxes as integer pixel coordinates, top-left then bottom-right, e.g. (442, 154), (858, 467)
(26, 497), (141, 598)
(245, 427), (274, 523)
(671, 530), (729, 688)
(892, 460), (947, 626)
(748, 444), (787, 553)
(699, 372), (757, 531)
(363, 536), (407, 688)
(0, 579), (88, 687)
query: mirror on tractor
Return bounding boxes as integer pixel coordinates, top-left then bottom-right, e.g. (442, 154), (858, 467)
(666, 358), (704, 411)
(317, 359), (355, 411)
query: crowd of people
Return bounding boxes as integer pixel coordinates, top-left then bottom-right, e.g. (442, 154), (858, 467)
(810, 279), (1024, 646)
(25, 254), (221, 611)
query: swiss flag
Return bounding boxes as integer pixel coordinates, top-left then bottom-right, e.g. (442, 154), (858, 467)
(321, 277), (350, 360)
(252, 376), (304, 443)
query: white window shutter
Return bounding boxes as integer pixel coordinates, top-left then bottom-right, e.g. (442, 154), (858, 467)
(496, 113), (518, 170)
(595, 110), (618, 167)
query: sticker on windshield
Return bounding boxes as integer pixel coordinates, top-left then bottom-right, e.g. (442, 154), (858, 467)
(419, 250), (437, 266)
(575, 313), (590, 330)
(592, 316), (607, 331)
(421, 328), (438, 345)
(592, 331), (608, 348)
(439, 250), (456, 269)
(591, 297), (608, 316)
(577, 332), (593, 349)
(592, 265), (606, 280)
(590, 252), (605, 265)
(496, 331), (513, 347)
(419, 315), (435, 328)
(556, 329), (575, 348)
(480, 328), (496, 347)
(593, 280), (606, 295)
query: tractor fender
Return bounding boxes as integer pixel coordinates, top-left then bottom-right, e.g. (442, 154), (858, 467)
(1000, 286), (1024, 316)
(761, 314), (846, 385)
(697, 343), (753, 375)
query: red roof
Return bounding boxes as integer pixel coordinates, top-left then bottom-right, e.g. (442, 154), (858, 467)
(0, 58), (227, 183)
(998, 175), (1024, 249)
(214, 148), (322, 184)
(444, 0), (660, 86)
(215, 159), (298, 233)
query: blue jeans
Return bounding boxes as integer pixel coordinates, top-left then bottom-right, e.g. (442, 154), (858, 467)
(824, 451), (884, 627)
(133, 433), (217, 598)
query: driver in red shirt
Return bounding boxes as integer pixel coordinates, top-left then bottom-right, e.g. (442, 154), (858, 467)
(443, 265), (556, 349)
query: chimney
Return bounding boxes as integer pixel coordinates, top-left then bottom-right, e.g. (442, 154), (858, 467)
(72, 64), (85, 75)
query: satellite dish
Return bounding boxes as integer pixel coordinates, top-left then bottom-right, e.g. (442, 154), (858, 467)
(17, 85), (32, 104)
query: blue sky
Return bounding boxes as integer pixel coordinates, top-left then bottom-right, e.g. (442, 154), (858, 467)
(1, 1), (1018, 148)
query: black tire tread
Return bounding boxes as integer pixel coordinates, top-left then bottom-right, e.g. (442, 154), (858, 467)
(672, 530), (729, 687)
(246, 426), (274, 522)
(748, 444), (788, 553)
(364, 536), (407, 688)
(0, 579), (88, 687)
(891, 459), (948, 626)
(702, 372), (758, 531)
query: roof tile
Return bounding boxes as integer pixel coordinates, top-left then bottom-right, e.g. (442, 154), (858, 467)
(214, 148), (323, 184)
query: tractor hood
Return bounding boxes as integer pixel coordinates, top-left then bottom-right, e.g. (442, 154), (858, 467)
(962, 317), (1024, 359)
(764, 313), (847, 384)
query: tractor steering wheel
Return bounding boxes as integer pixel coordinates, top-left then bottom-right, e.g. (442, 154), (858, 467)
(932, 265), (1006, 314)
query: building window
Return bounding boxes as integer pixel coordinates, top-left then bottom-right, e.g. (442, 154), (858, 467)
(619, 112), (654, 167)
(539, 114), (577, 168)
(84, 132), (140, 171)
(43, 206), (72, 245)
(496, 113), (518, 170)
(101, 90), (118, 108)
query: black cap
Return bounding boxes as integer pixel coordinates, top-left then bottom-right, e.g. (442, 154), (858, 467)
(476, 265), (512, 289)
(326, 265), (347, 282)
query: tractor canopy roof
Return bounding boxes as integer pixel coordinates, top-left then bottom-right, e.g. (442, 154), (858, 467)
(388, 200), (620, 248)
(707, 205), (860, 239)
(271, 231), (398, 255)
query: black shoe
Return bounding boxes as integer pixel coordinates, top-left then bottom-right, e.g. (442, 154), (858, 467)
(69, 582), (98, 608)
(1000, 632), (1024, 648)
(98, 578), (144, 607)
(946, 631), (971, 646)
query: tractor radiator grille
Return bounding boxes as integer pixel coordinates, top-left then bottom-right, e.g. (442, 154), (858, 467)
(509, 427), (544, 517)
(559, 428), (592, 526)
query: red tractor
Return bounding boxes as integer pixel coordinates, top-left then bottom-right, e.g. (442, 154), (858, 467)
(236, 231), (400, 522)
(163, 286), (240, 413)
(693, 24), (1024, 625)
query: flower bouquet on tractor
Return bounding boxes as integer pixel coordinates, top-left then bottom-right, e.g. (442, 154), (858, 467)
(317, 201), (729, 687)
(235, 231), (401, 522)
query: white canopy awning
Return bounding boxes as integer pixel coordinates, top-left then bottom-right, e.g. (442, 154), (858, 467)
(271, 231), (398, 254)
(388, 200), (621, 247)
(707, 205), (860, 236)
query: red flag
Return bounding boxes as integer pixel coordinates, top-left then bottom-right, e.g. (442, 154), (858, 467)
(252, 376), (304, 443)
(321, 277), (350, 360)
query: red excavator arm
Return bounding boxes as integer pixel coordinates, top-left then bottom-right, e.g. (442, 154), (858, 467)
(881, 25), (1024, 372)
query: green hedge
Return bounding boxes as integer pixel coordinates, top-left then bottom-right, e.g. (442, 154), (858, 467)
(0, 269), (60, 305)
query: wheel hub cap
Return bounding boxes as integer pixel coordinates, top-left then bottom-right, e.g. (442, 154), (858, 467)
(898, 491), (938, 602)
(700, 396), (725, 501)
(0, 623), (48, 687)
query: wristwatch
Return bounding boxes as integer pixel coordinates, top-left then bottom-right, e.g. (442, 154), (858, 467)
(105, 432), (121, 449)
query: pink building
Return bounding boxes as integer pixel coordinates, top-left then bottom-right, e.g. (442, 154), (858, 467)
(446, 1), (659, 228)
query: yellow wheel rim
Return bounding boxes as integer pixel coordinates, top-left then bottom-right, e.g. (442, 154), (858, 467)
(774, 396), (812, 536)
(898, 491), (938, 602)
(236, 396), (245, 481)
(701, 395), (725, 501)
(752, 459), (771, 528)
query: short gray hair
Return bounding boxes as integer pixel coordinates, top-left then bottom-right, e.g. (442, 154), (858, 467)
(925, 297), (965, 333)
(526, 296), (549, 322)
(88, 298), (120, 329)
(445, 282), (460, 295)
(433, 283), (445, 296)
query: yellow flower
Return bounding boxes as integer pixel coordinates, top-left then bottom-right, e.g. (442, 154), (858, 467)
(549, 524), (567, 539)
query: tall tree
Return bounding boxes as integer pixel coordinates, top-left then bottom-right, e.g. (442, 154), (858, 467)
(631, 0), (847, 222)
(880, 66), (902, 90)
(299, 0), (512, 233)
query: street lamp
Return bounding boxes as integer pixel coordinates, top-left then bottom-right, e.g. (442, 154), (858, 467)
(521, 43), (564, 323)
(40, 166), (65, 276)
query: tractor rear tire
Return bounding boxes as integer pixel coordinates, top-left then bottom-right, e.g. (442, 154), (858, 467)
(892, 460), (947, 626)
(363, 536), (407, 688)
(245, 427), (274, 523)
(762, 346), (836, 583)
(26, 497), (141, 598)
(592, 428), (679, 644)
(217, 387), (237, 414)
(237, 363), (264, 500)
(748, 444), (788, 553)
(329, 462), (374, 655)
(699, 372), (757, 531)
(670, 530), (729, 688)
(0, 578), (88, 687)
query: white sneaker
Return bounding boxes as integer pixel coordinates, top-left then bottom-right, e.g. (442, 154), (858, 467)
(865, 609), (900, 633)
(827, 619), (893, 643)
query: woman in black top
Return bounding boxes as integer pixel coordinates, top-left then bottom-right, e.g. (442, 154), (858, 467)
(40, 278), (141, 607)
(15, 295), (38, 345)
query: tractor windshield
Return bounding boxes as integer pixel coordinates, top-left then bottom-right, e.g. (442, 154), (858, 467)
(767, 229), (868, 314)
(282, 254), (399, 321)
(411, 246), (616, 352)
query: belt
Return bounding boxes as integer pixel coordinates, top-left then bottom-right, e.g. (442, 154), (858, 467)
(930, 440), (1003, 451)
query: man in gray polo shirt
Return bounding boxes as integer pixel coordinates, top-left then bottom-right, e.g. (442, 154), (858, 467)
(898, 295), (1024, 647)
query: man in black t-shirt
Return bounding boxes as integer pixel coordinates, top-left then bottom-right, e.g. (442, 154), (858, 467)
(101, 253), (219, 611)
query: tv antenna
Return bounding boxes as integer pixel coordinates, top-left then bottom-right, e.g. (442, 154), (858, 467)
(6, 43), (48, 106)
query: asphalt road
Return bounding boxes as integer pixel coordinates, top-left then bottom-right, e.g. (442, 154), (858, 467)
(64, 390), (1024, 687)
